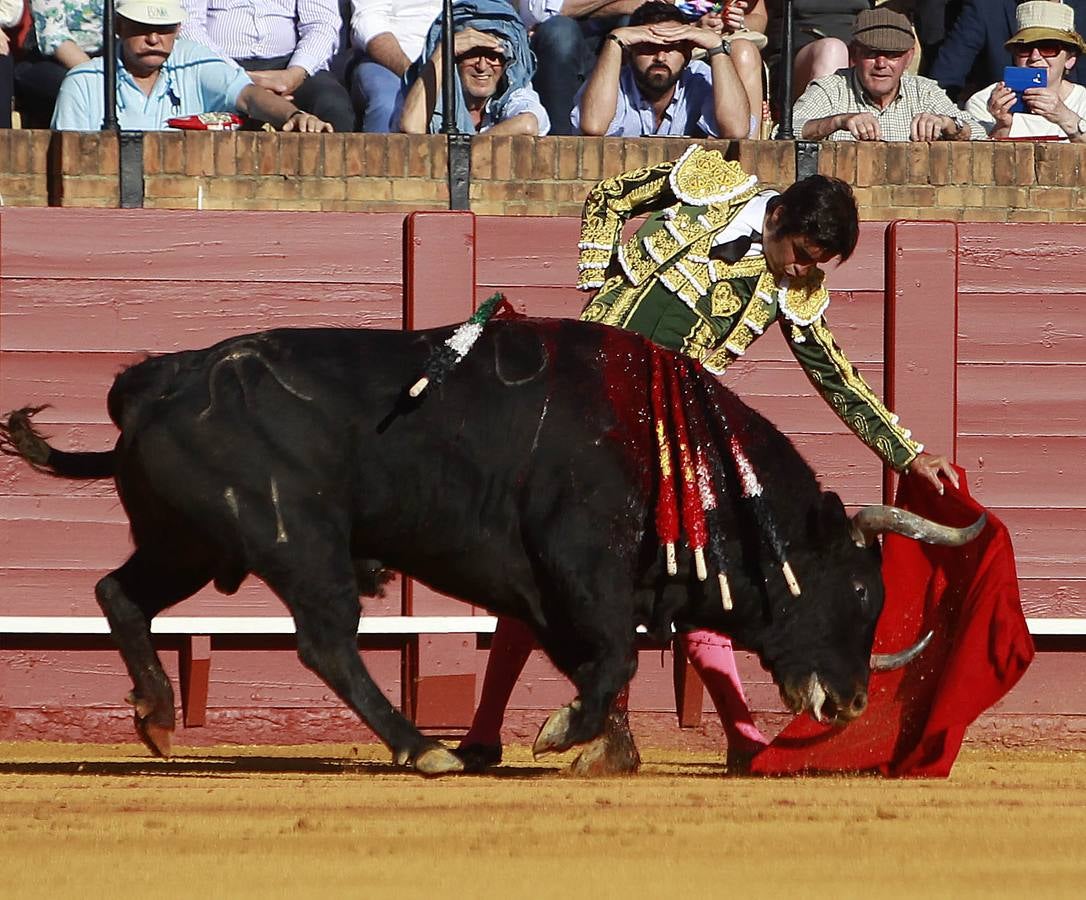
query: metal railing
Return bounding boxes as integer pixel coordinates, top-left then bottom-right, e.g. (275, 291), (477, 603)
(98, 1), (814, 208)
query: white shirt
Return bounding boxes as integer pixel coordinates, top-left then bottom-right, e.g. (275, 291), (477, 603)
(517, 0), (565, 28)
(0, 0), (23, 28)
(967, 81), (1086, 139)
(351, 0), (442, 62)
(179, 0), (341, 74)
(712, 190), (774, 255)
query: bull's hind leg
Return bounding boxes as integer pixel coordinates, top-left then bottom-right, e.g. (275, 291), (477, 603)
(95, 552), (211, 757)
(257, 549), (463, 776)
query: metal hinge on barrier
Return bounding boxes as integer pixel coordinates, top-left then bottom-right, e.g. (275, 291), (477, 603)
(119, 130), (144, 209)
(795, 140), (820, 181)
(447, 132), (472, 211)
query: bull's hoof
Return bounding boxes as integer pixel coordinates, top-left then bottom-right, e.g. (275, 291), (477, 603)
(533, 700), (580, 759)
(451, 743), (503, 773)
(570, 721), (641, 777)
(414, 746), (465, 777)
(127, 692), (174, 757)
(138, 721), (174, 758)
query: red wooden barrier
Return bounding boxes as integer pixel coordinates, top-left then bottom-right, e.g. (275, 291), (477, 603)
(2, 208), (1084, 747)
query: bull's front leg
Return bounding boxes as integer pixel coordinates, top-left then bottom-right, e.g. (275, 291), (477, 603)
(532, 628), (638, 762)
(256, 537), (464, 776)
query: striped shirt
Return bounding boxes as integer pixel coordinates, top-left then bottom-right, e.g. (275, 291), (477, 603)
(180, 0), (341, 75)
(790, 67), (985, 141)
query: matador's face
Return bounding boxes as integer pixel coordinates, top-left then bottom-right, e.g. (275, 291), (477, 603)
(762, 206), (837, 281)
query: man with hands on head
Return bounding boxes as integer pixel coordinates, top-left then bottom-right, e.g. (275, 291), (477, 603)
(966, 0), (1086, 142)
(399, 24), (550, 134)
(574, 0), (750, 137)
(792, 7), (984, 142)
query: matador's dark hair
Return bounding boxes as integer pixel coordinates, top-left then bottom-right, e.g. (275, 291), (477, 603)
(767, 175), (860, 262)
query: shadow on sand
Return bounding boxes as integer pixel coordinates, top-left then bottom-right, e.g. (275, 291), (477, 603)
(0, 755), (557, 779)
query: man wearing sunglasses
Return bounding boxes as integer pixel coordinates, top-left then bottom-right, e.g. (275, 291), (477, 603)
(791, 7), (984, 141)
(966, 0), (1086, 141)
(398, 2), (549, 135)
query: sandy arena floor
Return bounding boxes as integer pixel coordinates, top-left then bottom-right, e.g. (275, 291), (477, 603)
(2, 741), (1084, 899)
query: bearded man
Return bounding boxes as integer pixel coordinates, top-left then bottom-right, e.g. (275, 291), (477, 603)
(572, 0), (751, 138)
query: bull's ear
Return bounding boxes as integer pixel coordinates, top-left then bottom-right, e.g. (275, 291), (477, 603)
(814, 491), (851, 538)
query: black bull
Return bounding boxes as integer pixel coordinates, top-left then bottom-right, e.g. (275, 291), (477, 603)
(1, 319), (983, 774)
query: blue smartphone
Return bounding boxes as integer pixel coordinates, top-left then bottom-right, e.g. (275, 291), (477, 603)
(1003, 66), (1047, 113)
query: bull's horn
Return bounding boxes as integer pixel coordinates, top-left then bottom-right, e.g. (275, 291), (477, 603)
(870, 630), (933, 672)
(850, 505), (986, 547)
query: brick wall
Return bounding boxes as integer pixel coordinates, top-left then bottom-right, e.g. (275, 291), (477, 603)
(2, 130), (1085, 219)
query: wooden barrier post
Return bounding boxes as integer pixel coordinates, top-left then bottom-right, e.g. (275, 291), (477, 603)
(883, 221), (959, 502)
(179, 635), (212, 727)
(401, 210), (480, 729)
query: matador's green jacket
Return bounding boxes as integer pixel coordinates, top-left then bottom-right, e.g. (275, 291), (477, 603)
(576, 144), (921, 472)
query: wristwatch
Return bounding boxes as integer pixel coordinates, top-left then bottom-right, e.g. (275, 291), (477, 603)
(1075, 117), (1086, 136)
(705, 40), (732, 58)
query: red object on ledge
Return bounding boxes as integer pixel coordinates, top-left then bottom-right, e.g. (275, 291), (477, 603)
(751, 467), (1034, 778)
(167, 112), (244, 131)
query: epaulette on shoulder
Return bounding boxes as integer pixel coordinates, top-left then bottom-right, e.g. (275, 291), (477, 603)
(668, 144), (759, 207)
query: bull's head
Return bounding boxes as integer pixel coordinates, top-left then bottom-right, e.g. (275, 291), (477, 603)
(751, 492), (984, 726)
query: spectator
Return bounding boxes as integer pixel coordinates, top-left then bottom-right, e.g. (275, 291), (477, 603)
(180, 0), (354, 133)
(52, 0), (333, 131)
(686, 0), (770, 137)
(573, 0), (750, 136)
(350, 0), (441, 132)
(399, 0), (547, 135)
(14, 0), (104, 127)
(1, 0), (24, 128)
(966, 0), (1086, 139)
(931, 0), (1086, 103)
(764, 0), (868, 104)
(399, 23), (550, 134)
(517, 0), (648, 136)
(791, 6), (985, 139)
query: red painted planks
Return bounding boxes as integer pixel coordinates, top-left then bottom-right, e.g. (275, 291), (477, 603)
(958, 223), (1086, 294)
(958, 292), (1086, 365)
(957, 434), (1086, 508)
(1, 280), (403, 353)
(958, 363), (1086, 436)
(0, 209), (406, 283)
(474, 218), (888, 293)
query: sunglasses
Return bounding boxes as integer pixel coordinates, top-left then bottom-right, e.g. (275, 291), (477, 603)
(1009, 40), (1075, 58)
(455, 50), (506, 68)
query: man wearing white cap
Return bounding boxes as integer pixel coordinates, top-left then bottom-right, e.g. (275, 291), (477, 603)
(52, 0), (334, 131)
(967, 0), (1086, 141)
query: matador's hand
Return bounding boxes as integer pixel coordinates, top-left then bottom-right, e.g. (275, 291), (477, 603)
(908, 452), (959, 495)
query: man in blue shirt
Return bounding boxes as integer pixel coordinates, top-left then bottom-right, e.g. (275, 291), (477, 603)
(52, 0), (334, 132)
(571, 0), (750, 138)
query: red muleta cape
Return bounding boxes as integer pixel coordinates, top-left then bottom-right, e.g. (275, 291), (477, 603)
(751, 467), (1034, 777)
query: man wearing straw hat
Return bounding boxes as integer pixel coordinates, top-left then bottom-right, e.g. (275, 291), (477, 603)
(966, 0), (1086, 140)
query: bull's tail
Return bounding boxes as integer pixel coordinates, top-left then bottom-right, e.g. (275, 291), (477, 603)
(0, 406), (115, 478)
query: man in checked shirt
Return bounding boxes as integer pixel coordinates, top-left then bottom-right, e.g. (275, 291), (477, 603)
(790, 6), (984, 142)
(181, 0), (356, 132)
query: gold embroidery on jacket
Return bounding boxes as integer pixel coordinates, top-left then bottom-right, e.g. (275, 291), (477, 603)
(709, 281), (742, 317)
